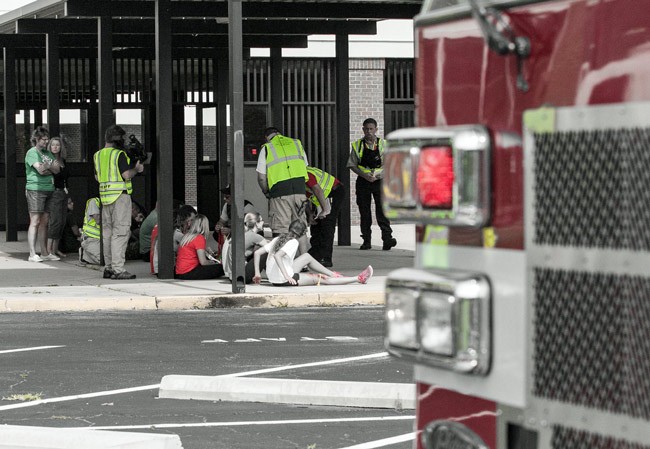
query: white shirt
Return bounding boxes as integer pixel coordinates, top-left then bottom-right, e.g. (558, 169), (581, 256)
(263, 237), (299, 284)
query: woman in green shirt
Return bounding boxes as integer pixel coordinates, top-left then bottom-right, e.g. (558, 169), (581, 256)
(24, 126), (61, 262)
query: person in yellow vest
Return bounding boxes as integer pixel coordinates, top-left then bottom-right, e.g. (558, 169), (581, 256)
(256, 126), (310, 250)
(79, 197), (101, 265)
(305, 166), (346, 268)
(347, 117), (397, 251)
(93, 125), (144, 279)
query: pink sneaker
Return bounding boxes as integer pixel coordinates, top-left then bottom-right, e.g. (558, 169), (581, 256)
(357, 265), (373, 284)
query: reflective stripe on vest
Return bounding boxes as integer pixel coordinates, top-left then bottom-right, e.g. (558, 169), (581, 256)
(82, 198), (101, 239)
(352, 138), (386, 176)
(94, 147), (132, 205)
(306, 167), (336, 207)
(264, 135), (308, 191)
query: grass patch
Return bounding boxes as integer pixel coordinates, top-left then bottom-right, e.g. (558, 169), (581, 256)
(2, 392), (43, 402)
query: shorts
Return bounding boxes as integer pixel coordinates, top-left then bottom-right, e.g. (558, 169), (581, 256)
(272, 273), (300, 287)
(25, 189), (54, 214)
(269, 194), (308, 234)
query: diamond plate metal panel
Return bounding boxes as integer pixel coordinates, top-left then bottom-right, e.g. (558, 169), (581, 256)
(552, 425), (650, 449)
(533, 268), (650, 419)
(533, 128), (650, 250)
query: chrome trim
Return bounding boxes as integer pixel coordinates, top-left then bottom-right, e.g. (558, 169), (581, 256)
(385, 267), (491, 375)
(383, 125), (491, 227)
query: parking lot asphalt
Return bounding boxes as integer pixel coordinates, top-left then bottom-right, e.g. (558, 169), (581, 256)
(0, 225), (415, 312)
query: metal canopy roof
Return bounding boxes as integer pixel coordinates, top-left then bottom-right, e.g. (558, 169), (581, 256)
(0, 0), (421, 48)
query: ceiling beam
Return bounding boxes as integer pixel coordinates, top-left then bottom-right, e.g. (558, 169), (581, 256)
(65, 0), (420, 20)
(7, 34), (308, 49)
(0, 34), (45, 47)
(16, 17), (377, 35)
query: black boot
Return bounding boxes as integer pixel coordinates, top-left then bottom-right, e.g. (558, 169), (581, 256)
(382, 237), (397, 251)
(360, 238), (371, 250)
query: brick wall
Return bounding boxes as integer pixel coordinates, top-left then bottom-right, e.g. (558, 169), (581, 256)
(348, 58), (385, 226)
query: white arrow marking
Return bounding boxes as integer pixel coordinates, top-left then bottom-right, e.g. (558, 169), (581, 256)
(201, 339), (228, 343)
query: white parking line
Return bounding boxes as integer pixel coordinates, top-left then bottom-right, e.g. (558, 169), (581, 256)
(67, 415), (415, 431)
(338, 432), (417, 449)
(0, 345), (65, 355)
(0, 352), (389, 411)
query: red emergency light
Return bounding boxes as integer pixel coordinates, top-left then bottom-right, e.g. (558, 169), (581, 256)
(417, 146), (454, 209)
(382, 125), (491, 227)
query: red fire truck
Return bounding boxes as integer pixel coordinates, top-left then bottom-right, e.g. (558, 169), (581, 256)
(382, 0), (650, 448)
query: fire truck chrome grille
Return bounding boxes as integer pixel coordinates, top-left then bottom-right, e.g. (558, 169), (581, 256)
(533, 128), (650, 250)
(552, 425), (650, 449)
(533, 268), (650, 419)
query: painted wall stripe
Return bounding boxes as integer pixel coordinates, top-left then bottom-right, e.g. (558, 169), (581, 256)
(0, 346), (65, 355)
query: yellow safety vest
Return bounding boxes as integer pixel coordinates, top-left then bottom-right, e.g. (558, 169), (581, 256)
(94, 147), (132, 205)
(352, 138), (386, 176)
(306, 167), (336, 207)
(82, 198), (101, 239)
(264, 135), (308, 191)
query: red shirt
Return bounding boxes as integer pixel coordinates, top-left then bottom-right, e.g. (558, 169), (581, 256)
(305, 172), (340, 200)
(175, 234), (206, 275)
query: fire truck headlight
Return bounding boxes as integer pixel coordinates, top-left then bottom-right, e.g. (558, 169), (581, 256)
(385, 286), (419, 350)
(385, 269), (492, 376)
(419, 292), (454, 356)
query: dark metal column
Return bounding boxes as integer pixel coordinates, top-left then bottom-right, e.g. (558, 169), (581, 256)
(97, 16), (113, 148)
(196, 107), (204, 163)
(269, 47), (283, 130)
(335, 34), (351, 246)
(3, 47), (17, 241)
(229, 0), (245, 293)
(156, 0), (174, 279)
(215, 50), (228, 191)
(46, 33), (60, 137)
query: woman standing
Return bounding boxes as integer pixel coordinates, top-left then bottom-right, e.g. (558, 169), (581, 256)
(46, 136), (69, 258)
(175, 214), (224, 280)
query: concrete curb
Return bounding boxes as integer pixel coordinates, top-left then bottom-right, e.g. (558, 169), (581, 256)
(159, 376), (415, 409)
(0, 425), (183, 448)
(0, 292), (385, 313)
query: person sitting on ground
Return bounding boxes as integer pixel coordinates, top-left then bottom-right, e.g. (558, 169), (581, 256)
(222, 212), (269, 282)
(213, 185), (257, 257)
(175, 214), (225, 280)
(151, 204), (196, 275)
(253, 219), (373, 287)
(59, 195), (81, 255)
(126, 201), (145, 260)
(79, 197), (101, 265)
(139, 201), (157, 262)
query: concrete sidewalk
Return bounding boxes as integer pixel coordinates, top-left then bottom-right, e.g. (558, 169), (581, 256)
(0, 225), (415, 312)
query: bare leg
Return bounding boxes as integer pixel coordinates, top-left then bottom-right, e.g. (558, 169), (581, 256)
(292, 253), (334, 277)
(53, 239), (66, 257)
(296, 272), (359, 286)
(38, 213), (50, 255)
(27, 212), (42, 257)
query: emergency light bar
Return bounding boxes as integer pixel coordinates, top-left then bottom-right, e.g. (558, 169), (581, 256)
(385, 268), (491, 375)
(382, 125), (491, 227)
